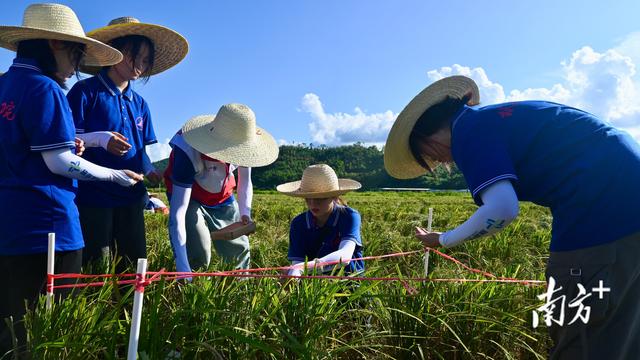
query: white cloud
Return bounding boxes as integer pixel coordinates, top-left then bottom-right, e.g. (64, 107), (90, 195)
(301, 93), (397, 146)
(302, 34), (640, 144)
(147, 139), (172, 162)
(428, 46), (640, 138)
(427, 65), (507, 104)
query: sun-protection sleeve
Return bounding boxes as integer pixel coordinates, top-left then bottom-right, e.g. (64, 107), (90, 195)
(41, 147), (137, 187)
(76, 131), (112, 149)
(236, 166), (253, 219)
(439, 179), (519, 248)
(287, 239), (357, 275)
(168, 184), (193, 274)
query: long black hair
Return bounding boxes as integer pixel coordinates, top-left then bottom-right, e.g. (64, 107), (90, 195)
(16, 39), (85, 89)
(108, 35), (155, 83)
(408, 93), (472, 173)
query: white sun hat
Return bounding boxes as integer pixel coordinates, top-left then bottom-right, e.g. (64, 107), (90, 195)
(0, 3), (122, 67)
(276, 164), (362, 198)
(181, 103), (279, 168)
(384, 75), (480, 179)
(81, 16), (188, 75)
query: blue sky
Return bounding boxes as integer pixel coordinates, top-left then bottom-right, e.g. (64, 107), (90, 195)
(3, 1), (640, 160)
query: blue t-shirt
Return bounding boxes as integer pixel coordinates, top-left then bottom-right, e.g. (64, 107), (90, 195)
(67, 69), (157, 207)
(288, 205), (364, 274)
(0, 58), (83, 255)
(451, 101), (640, 251)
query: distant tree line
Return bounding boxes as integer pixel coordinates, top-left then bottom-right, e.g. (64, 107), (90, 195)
(152, 144), (468, 190)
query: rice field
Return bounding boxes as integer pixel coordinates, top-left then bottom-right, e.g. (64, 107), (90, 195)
(21, 191), (552, 359)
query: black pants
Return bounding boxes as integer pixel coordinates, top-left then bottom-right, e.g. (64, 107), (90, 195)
(0, 249), (82, 357)
(79, 197), (146, 274)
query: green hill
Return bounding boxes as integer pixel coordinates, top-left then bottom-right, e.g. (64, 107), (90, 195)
(152, 144), (467, 190)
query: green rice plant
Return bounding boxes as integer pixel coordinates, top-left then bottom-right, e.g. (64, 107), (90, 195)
(18, 191), (551, 359)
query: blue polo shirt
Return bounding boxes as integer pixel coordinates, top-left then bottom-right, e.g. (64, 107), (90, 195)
(0, 58), (83, 255)
(288, 205), (364, 274)
(451, 101), (640, 251)
(67, 69), (157, 207)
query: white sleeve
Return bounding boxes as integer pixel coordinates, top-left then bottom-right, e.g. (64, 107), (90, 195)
(41, 148), (136, 187)
(75, 131), (112, 149)
(287, 240), (357, 275)
(168, 185), (192, 273)
(142, 150), (155, 176)
(439, 180), (519, 248)
(236, 166), (253, 219)
(288, 261), (304, 276)
(315, 240), (357, 270)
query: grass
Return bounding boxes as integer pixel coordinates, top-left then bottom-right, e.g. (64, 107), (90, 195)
(17, 191), (552, 359)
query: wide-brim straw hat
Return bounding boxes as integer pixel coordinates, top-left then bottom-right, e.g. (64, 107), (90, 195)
(384, 75), (480, 179)
(0, 3), (122, 67)
(277, 164), (362, 198)
(181, 103), (279, 168)
(81, 16), (188, 75)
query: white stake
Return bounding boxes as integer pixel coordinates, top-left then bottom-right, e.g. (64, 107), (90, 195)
(424, 208), (433, 277)
(46, 233), (55, 311)
(128, 258), (147, 360)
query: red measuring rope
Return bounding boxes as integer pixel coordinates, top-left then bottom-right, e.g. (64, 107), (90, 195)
(49, 248), (545, 290)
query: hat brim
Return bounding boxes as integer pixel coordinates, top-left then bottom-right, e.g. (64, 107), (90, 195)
(0, 26), (123, 66)
(383, 75), (479, 179)
(181, 114), (279, 168)
(81, 22), (188, 75)
(276, 179), (362, 198)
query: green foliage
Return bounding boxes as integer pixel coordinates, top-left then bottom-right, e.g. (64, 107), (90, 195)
(152, 144), (468, 190)
(21, 192), (551, 359)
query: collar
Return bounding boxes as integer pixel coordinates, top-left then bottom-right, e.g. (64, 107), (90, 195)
(10, 58), (42, 73)
(306, 204), (342, 230)
(97, 68), (133, 100)
(451, 105), (472, 133)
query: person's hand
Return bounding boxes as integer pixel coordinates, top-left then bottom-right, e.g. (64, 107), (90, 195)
(111, 170), (143, 187)
(106, 132), (132, 156)
(415, 227), (442, 248)
(146, 170), (163, 185)
(124, 170), (144, 185)
(241, 215), (251, 225)
(74, 137), (85, 156)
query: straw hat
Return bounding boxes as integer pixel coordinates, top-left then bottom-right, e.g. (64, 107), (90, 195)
(81, 16), (188, 75)
(0, 3), (122, 67)
(384, 75), (480, 179)
(277, 164), (362, 198)
(181, 103), (279, 168)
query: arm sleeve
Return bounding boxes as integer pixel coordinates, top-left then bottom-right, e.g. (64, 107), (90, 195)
(168, 185), (192, 273)
(76, 131), (112, 149)
(288, 240), (357, 275)
(41, 148), (136, 186)
(236, 166), (253, 218)
(439, 180), (519, 248)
